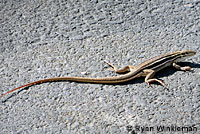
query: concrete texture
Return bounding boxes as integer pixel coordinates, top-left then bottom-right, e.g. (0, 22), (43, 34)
(0, 0), (200, 133)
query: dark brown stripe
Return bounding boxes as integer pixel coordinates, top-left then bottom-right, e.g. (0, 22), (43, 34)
(142, 53), (181, 70)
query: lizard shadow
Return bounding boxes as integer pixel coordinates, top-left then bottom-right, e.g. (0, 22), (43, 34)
(157, 62), (200, 77)
(2, 62), (199, 102)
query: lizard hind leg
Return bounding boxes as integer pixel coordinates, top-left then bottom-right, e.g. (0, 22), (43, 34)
(104, 60), (135, 74)
(144, 69), (166, 87)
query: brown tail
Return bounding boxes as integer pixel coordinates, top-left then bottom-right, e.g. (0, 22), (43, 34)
(0, 79), (50, 98)
(0, 75), (131, 98)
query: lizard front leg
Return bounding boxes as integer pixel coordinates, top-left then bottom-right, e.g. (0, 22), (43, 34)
(172, 63), (192, 71)
(104, 60), (135, 74)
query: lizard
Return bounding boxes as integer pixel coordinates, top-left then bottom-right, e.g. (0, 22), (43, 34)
(0, 50), (196, 98)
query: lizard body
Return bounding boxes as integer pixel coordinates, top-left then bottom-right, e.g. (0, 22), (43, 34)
(0, 50), (196, 98)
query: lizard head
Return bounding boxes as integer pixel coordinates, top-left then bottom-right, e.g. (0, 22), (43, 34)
(173, 50), (196, 62)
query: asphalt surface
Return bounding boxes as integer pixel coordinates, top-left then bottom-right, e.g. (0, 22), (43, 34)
(1, 0), (200, 133)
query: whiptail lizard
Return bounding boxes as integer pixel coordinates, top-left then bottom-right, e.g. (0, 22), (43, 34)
(0, 50), (196, 98)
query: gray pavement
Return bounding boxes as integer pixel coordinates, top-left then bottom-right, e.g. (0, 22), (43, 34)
(0, 0), (200, 133)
